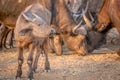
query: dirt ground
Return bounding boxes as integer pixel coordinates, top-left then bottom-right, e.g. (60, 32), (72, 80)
(0, 48), (120, 80)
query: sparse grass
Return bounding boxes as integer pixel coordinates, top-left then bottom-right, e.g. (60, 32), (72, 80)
(0, 49), (120, 80)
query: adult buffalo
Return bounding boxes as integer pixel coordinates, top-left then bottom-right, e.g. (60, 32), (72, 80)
(70, 0), (120, 53)
(49, 0), (89, 56)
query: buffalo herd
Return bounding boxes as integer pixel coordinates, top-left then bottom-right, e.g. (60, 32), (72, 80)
(0, 0), (120, 79)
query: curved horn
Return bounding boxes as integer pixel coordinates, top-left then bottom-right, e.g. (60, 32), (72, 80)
(82, 1), (92, 30)
(72, 20), (83, 33)
(89, 11), (94, 22)
(82, 13), (92, 30)
(84, 1), (89, 14)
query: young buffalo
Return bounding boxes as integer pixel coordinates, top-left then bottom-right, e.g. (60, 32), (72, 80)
(14, 3), (55, 80)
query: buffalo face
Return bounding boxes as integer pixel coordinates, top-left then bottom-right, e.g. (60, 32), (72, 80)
(59, 25), (88, 56)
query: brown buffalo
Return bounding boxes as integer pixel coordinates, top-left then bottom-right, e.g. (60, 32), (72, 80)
(96, 0), (120, 55)
(49, 0), (88, 56)
(14, 3), (56, 79)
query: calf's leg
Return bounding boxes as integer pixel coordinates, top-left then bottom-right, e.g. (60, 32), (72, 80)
(32, 44), (40, 72)
(43, 39), (50, 72)
(27, 43), (35, 80)
(16, 47), (24, 78)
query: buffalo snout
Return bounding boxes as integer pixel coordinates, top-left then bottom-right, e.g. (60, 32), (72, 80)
(49, 28), (56, 37)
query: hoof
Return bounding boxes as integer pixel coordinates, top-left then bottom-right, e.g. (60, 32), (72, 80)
(45, 66), (50, 72)
(78, 52), (88, 56)
(49, 49), (55, 53)
(56, 52), (62, 56)
(45, 61), (50, 72)
(44, 69), (50, 73)
(56, 54), (62, 56)
(27, 78), (34, 80)
(28, 73), (34, 80)
(16, 70), (22, 79)
(117, 49), (120, 56)
(77, 49), (88, 56)
(33, 67), (37, 73)
(33, 69), (36, 73)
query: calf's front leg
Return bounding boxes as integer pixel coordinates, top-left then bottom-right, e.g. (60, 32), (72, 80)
(43, 39), (50, 72)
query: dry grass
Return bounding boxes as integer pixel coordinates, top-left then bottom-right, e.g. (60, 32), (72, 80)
(0, 48), (120, 80)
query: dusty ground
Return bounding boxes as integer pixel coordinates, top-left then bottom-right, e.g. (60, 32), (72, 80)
(0, 48), (120, 80)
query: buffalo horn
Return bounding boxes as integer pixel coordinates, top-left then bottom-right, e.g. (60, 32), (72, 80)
(72, 20), (83, 34)
(82, 1), (92, 30)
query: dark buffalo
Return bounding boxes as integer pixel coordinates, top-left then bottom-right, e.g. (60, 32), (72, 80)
(70, 0), (120, 53)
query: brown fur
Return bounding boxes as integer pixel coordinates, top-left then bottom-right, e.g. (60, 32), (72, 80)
(0, 24), (13, 50)
(108, 0), (120, 32)
(0, 0), (52, 27)
(73, 0), (120, 52)
(95, 0), (111, 31)
(0, 0), (88, 56)
(94, 0), (120, 54)
(50, 0), (88, 55)
(14, 3), (53, 79)
(0, 24), (8, 49)
(96, 0), (120, 32)
(0, 0), (52, 50)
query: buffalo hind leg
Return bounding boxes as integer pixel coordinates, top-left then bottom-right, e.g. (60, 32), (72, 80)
(0, 24), (6, 50)
(32, 44), (40, 72)
(27, 43), (35, 80)
(3, 29), (11, 49)
(43, 39), (50, 72)
(9, 30), (14, 48)
(16, 47), (24, 79)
